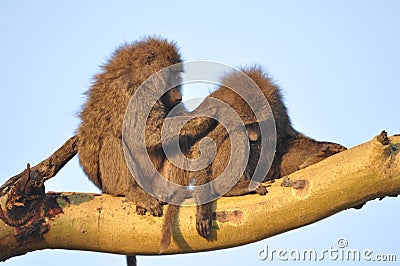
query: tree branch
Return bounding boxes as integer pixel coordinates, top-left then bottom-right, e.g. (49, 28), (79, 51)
(0, 136), (78, 197)
(0, 134), (399, 261)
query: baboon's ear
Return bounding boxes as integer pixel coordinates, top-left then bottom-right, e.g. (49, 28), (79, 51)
(145, 51), (156, 65)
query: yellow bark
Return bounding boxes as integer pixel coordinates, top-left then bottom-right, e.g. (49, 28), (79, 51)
(0, 135), (399, 261)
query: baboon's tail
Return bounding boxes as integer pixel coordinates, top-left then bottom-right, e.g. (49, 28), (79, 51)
(160, 203), (180, 253)
(160, 189), (191, 253)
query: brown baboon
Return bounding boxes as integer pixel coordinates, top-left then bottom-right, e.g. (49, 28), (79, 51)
(78, 36), (215, 215)
(160, 67), (278, 252)
(159, 121), (271, 252)
(160, 66), (346, 251)
(78, 36), (177, 216)
(77, 37), (216, 266)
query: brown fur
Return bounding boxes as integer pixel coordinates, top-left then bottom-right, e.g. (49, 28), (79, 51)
(230, 67), (346, 178)
(78, 36), (216, 215)
(160, 67), (279, 252)
(160, 66), (346, 252)
(78, 37), (183, 215)
(77, 37), (217, 265)
(278, 133), (346, 176)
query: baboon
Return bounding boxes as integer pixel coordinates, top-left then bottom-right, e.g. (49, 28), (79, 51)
(77, 37), (216, 266)
(78, 36), (216, 215)
(159, 122), (271, 252)
(160, 67), (279, 252)
(78, 36), (176, 215)
(160, 66), (346, 251)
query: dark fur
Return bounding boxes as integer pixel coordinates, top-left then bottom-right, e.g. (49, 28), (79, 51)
(278, 133), (346, 176)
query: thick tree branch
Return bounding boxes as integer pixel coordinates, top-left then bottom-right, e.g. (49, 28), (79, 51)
(0, 135), (399, 261)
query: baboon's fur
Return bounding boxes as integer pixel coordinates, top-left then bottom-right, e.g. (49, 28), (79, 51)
(160, 66), (346, 252)
(77, 37), (217, 265)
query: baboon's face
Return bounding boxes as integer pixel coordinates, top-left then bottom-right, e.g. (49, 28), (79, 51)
(161, 86), (182, 110)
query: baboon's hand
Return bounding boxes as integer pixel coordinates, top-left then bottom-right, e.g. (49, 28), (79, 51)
(255, 184), (268, 195)
(135, 197), (163, 217)
(196, 212), (212, 238)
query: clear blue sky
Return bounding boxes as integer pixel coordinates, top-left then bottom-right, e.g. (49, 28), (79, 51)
(1, 1), (399, 265)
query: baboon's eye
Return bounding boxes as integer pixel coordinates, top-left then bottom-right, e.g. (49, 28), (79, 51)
(145, 52), (156, 65)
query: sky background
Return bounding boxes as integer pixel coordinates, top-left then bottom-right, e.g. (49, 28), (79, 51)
(1, 1), (399, 265)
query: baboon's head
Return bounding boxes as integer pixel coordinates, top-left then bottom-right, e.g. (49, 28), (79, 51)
(104, 36), (183, 96)
(132, 37), (183, 107)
